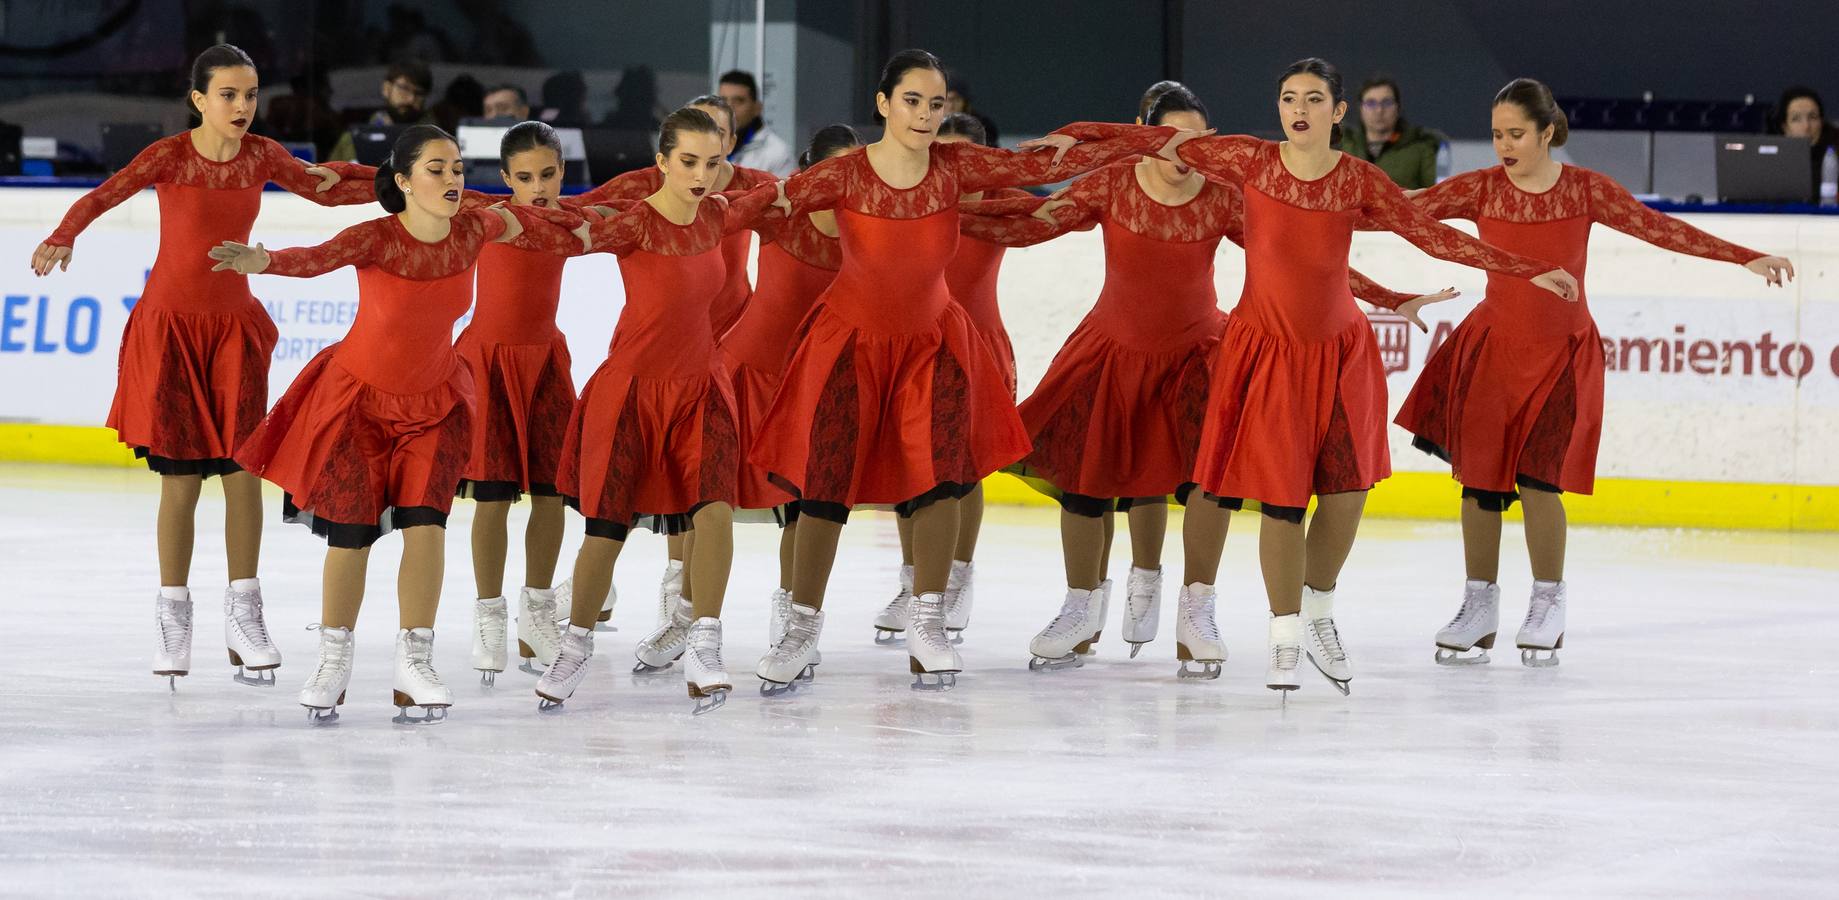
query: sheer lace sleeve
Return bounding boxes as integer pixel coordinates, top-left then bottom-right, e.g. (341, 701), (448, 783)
(1173, 135), (1261, 184)
(949, 125), (1174, 192)
(260, 138), (376, 206)
(1357, 162), (1553, 279)
(495, 204), (590, 255)
(720, 183), (783, 234)
(959, 175), (1105, 247)
(264, 220), (382, 277)
(782, 152), (853, 213)
(1585, 169), (1762, 263)
(1346, 268), (1417, 310)
(1410, 168), (1488, 222)
(44, 135), (177, 246)
(584, 201), (653, 255)
(563, 167), (659, 210)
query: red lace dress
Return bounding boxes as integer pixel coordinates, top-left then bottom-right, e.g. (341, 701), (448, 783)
(718, 210), (841, 512)
(449, 192), (580, 502)
(233, 206), (581, 548)
(556, 190), (778, 539)
(963, 162), (1416, 509)
(42, 132), (372, 476)
(566, 164), (775, 336)
(1176, 136), (1557, 514)
(1391, 165), (1763, 500)
(946, 187), (1036, 398)
(744, 128), (1172, 514)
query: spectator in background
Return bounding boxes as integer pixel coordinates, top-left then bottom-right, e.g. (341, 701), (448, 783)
(482, 83), (531, 122)
(431, 73), (485, 133)
(945, 72), (1001, 145)
(540, 70), (590, 129)
(603, 65), (663, 131)
(1341, 75), (1443, 189)
(327, 58), (436, 160)
(717, 69), (795, 176)
(1769, 86), (1838, 196)
(267, 69), (346, 160)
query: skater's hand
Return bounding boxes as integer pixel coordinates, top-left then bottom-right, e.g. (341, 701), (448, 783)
(1531, 268), (1578, 302)
(1403, 187), (1427, 200)
(573, 220), (592, 253)
(1017, 133), (1078, 167)
(1156, 128), (1216, 165)
(1394, 287), (1460, 332)
(1032, 190), (1074, 224)
(31, 242), (71, 276)
(304, 163), (341, 193)
(208, 240), (270, 275)
(1745, 255), (1794, 287)
(770, 180), (792, 216)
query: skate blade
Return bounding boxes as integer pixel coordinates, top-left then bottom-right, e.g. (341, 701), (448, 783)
(156, 671), (188, 692)
(757, 667), (813, 697)
(478, 669), (504, 686)
(690, 687), (730, 715)
(632, 657), (680, 675)
(518, 659), (548, 676)
(535, 691), (568, 711)
(1434, 646), (1491, 666)
(303, 707), (341, 725)
(1127, 642), (1147, 659)
(1028, 653), (1083, 672)
(1177, 660), (1222, 680)
(873, 627), (904, 646)
(1265, 682), (1300, 693)
(910, 672), (957, 692)
(391, 692), (451, 724)
(1519, 648), (1560, 667)
(233, 667), (278, 687)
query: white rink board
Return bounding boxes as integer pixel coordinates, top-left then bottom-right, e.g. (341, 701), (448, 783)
(2, 187), (1834, 487)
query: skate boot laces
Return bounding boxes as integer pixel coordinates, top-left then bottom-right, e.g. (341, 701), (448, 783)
(1184, 594), (1221, 643)
(1446, 593), (1489, 631)
(1522, 594), (1557, 630)
(227, 589), (272, 649)
(549, 634), (589, 681)
(1308, 614), (1346, 662)
(157, 600), (192, 656)
(910, 595), (951, 652)
(1271, 641), (1301, 671)
(304, 630), (352, 692)
(403, 632), (444, 689)
(478, 602), (507, 645)
(1043, 591), (1094, 640)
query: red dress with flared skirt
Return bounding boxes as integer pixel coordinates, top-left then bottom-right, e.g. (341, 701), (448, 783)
(41, 133), (372, 475)
(718, 211), (841, 512)
(1175, 137), (1557, 516)
(1390, 165), (1762, 502)
(454, 236), (577, 501)
(744, 129), (1172, 515)
(556, 190), (778, 539)
(963, 162), (1418, 509)
(946, 187), (1036, 399)
(233, 206), (580, 547)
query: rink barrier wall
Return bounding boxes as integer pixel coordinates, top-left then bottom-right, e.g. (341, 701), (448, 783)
(4, 423), (1834, 531)
(1, 189), (1834, 532)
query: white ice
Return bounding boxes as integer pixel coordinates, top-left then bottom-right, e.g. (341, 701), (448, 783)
(1, 462), (1836, 898)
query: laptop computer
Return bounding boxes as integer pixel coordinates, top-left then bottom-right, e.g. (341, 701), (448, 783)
(1714, 134), (1812, 203)
(456, 123), (590, 186)
(100, 122), (165, 172)
(582, 128), (656, 183)
(347, 124), (407, 167)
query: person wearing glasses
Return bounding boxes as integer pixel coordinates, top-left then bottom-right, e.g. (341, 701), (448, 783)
(329, 59), (438, 162)
(1341, 75), (1444, 189)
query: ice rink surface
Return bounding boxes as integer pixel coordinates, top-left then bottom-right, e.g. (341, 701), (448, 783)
(2, 463), (1835, 898)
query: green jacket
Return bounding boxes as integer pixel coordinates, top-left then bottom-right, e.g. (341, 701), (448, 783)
(1341, 121), (1444, 190)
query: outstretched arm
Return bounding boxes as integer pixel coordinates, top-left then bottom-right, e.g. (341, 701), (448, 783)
(1359, 165), (1577, 300)
(1585, 170), (1793, 285)
(951, 124), (1177, 192)
(210, 220), (378, 278)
